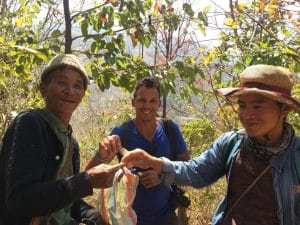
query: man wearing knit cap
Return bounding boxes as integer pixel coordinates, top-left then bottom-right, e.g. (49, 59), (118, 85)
(0, 54), (123, 225)
(121, 65), (300, 225)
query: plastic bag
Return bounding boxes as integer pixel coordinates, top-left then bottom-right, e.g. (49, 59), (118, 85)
(97, 168), (139, 225)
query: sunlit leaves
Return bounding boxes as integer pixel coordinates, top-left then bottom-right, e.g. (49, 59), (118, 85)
(16, 17), (24, 28)
(197, 10), (209, 34)
(143, 33), (152, 48)
(14, 45), (48, 61)
(237, 3), (248, 11)
(224, 18), (240, 29)
(174, 59), (205, 90)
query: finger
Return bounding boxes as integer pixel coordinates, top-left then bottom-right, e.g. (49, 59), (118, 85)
(99, 140), (110, 159)
(138, 172), (148, 180)
(112, 135), (122, 151)
(107, 135), (118, 153)
(108, 163), (123, 172)
(102, 137), (111, 151)
(119, 147), (129, 156)
(127, 160), (150, 169)
(141, 170), (155, 175)
(121, 149), (144, 164)
(99, 139), (109, 154)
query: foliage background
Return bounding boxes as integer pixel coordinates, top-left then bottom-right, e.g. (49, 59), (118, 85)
(1, 0), (300, 224)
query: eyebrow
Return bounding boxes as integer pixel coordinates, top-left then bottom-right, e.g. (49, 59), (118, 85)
(55, 74), (83, 83)
(237, 99), (266, 104)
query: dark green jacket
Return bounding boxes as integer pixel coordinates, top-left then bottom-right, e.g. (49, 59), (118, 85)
(0, 109), (96, 225)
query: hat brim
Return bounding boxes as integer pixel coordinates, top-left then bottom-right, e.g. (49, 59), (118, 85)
(41, 64), (89, 90)
(217, 87), (300, 113)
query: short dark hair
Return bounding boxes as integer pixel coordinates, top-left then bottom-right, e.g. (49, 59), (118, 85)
(133, 77), (161, 98)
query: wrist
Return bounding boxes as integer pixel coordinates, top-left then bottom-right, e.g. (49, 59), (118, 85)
(86, 169), (96, 188)
(152, 156), (164, 173)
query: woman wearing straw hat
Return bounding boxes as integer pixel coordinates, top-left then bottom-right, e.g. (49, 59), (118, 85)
(120, 65), (300, 225)
(0, 54), (123, 225)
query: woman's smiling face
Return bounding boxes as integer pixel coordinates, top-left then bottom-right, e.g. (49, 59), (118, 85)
(237, 93), (286, 145)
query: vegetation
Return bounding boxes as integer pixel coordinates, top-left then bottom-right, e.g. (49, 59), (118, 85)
(1, 0), (300, 224)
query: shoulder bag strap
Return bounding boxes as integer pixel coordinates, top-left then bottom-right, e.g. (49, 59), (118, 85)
(159, 118), (176, 160)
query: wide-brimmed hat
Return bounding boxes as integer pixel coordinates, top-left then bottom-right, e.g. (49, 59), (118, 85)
(217, 64), (300, 113)
(41, 54), (89, 90)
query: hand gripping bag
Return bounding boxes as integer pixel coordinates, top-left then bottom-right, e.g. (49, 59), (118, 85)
(97, 168), (139, 225)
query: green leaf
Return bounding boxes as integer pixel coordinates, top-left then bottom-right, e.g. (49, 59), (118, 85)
(175, 61), (184, 70)
(282, 48), (298, 56)
(198, 12), (208, 26)
(16, 17), (24, 28)
(0, 79), (8, 91)
(183, 3), (194, 18)
(196, 67), (205, 79)
(203, 5), (211, 14)
(143, 34), (151, 48)
(32, 3), (40, 13)
(26, 16), (33, 26)
(103, 72), (111, 88)
(233, 61), (244, 72)
(104, 52), (116, 64)
(80, 20), (89, 36)
(14, 45), (48, 61)
(91, 42), (99, 53)
(51, 29), (62, 38)
(282, 28), (291, 38)
(116, 58), (126, 68)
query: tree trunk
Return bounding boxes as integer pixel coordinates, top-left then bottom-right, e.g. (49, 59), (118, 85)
(63, 0), (72, 53)
(0, 0), (7, 13)
(162, 94), (166, 118)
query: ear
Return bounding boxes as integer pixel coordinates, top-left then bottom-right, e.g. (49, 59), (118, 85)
(131, 98), (135, 107)
(281, 104), (291, 116)
(39, 83), (46, 97)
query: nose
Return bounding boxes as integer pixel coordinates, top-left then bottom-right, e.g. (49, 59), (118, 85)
(239, 107), (255, 119)
(63, 85), (76, 95)
(143, 101), (152, 107)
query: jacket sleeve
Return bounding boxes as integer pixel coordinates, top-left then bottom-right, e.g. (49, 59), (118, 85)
(4, 113), (93, 217)
(161, 132), (233, 188)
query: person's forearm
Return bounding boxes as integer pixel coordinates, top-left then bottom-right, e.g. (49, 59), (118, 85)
(85, 152), (111, 170)
(6, 172), (92, 217)
(85, 155), (99, 170)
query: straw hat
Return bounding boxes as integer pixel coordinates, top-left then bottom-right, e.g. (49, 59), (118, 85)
(41, 54), (89, 90)
(217, 64), (300, 113)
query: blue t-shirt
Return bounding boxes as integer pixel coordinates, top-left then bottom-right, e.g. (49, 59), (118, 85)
(110, 120), (187, 224)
